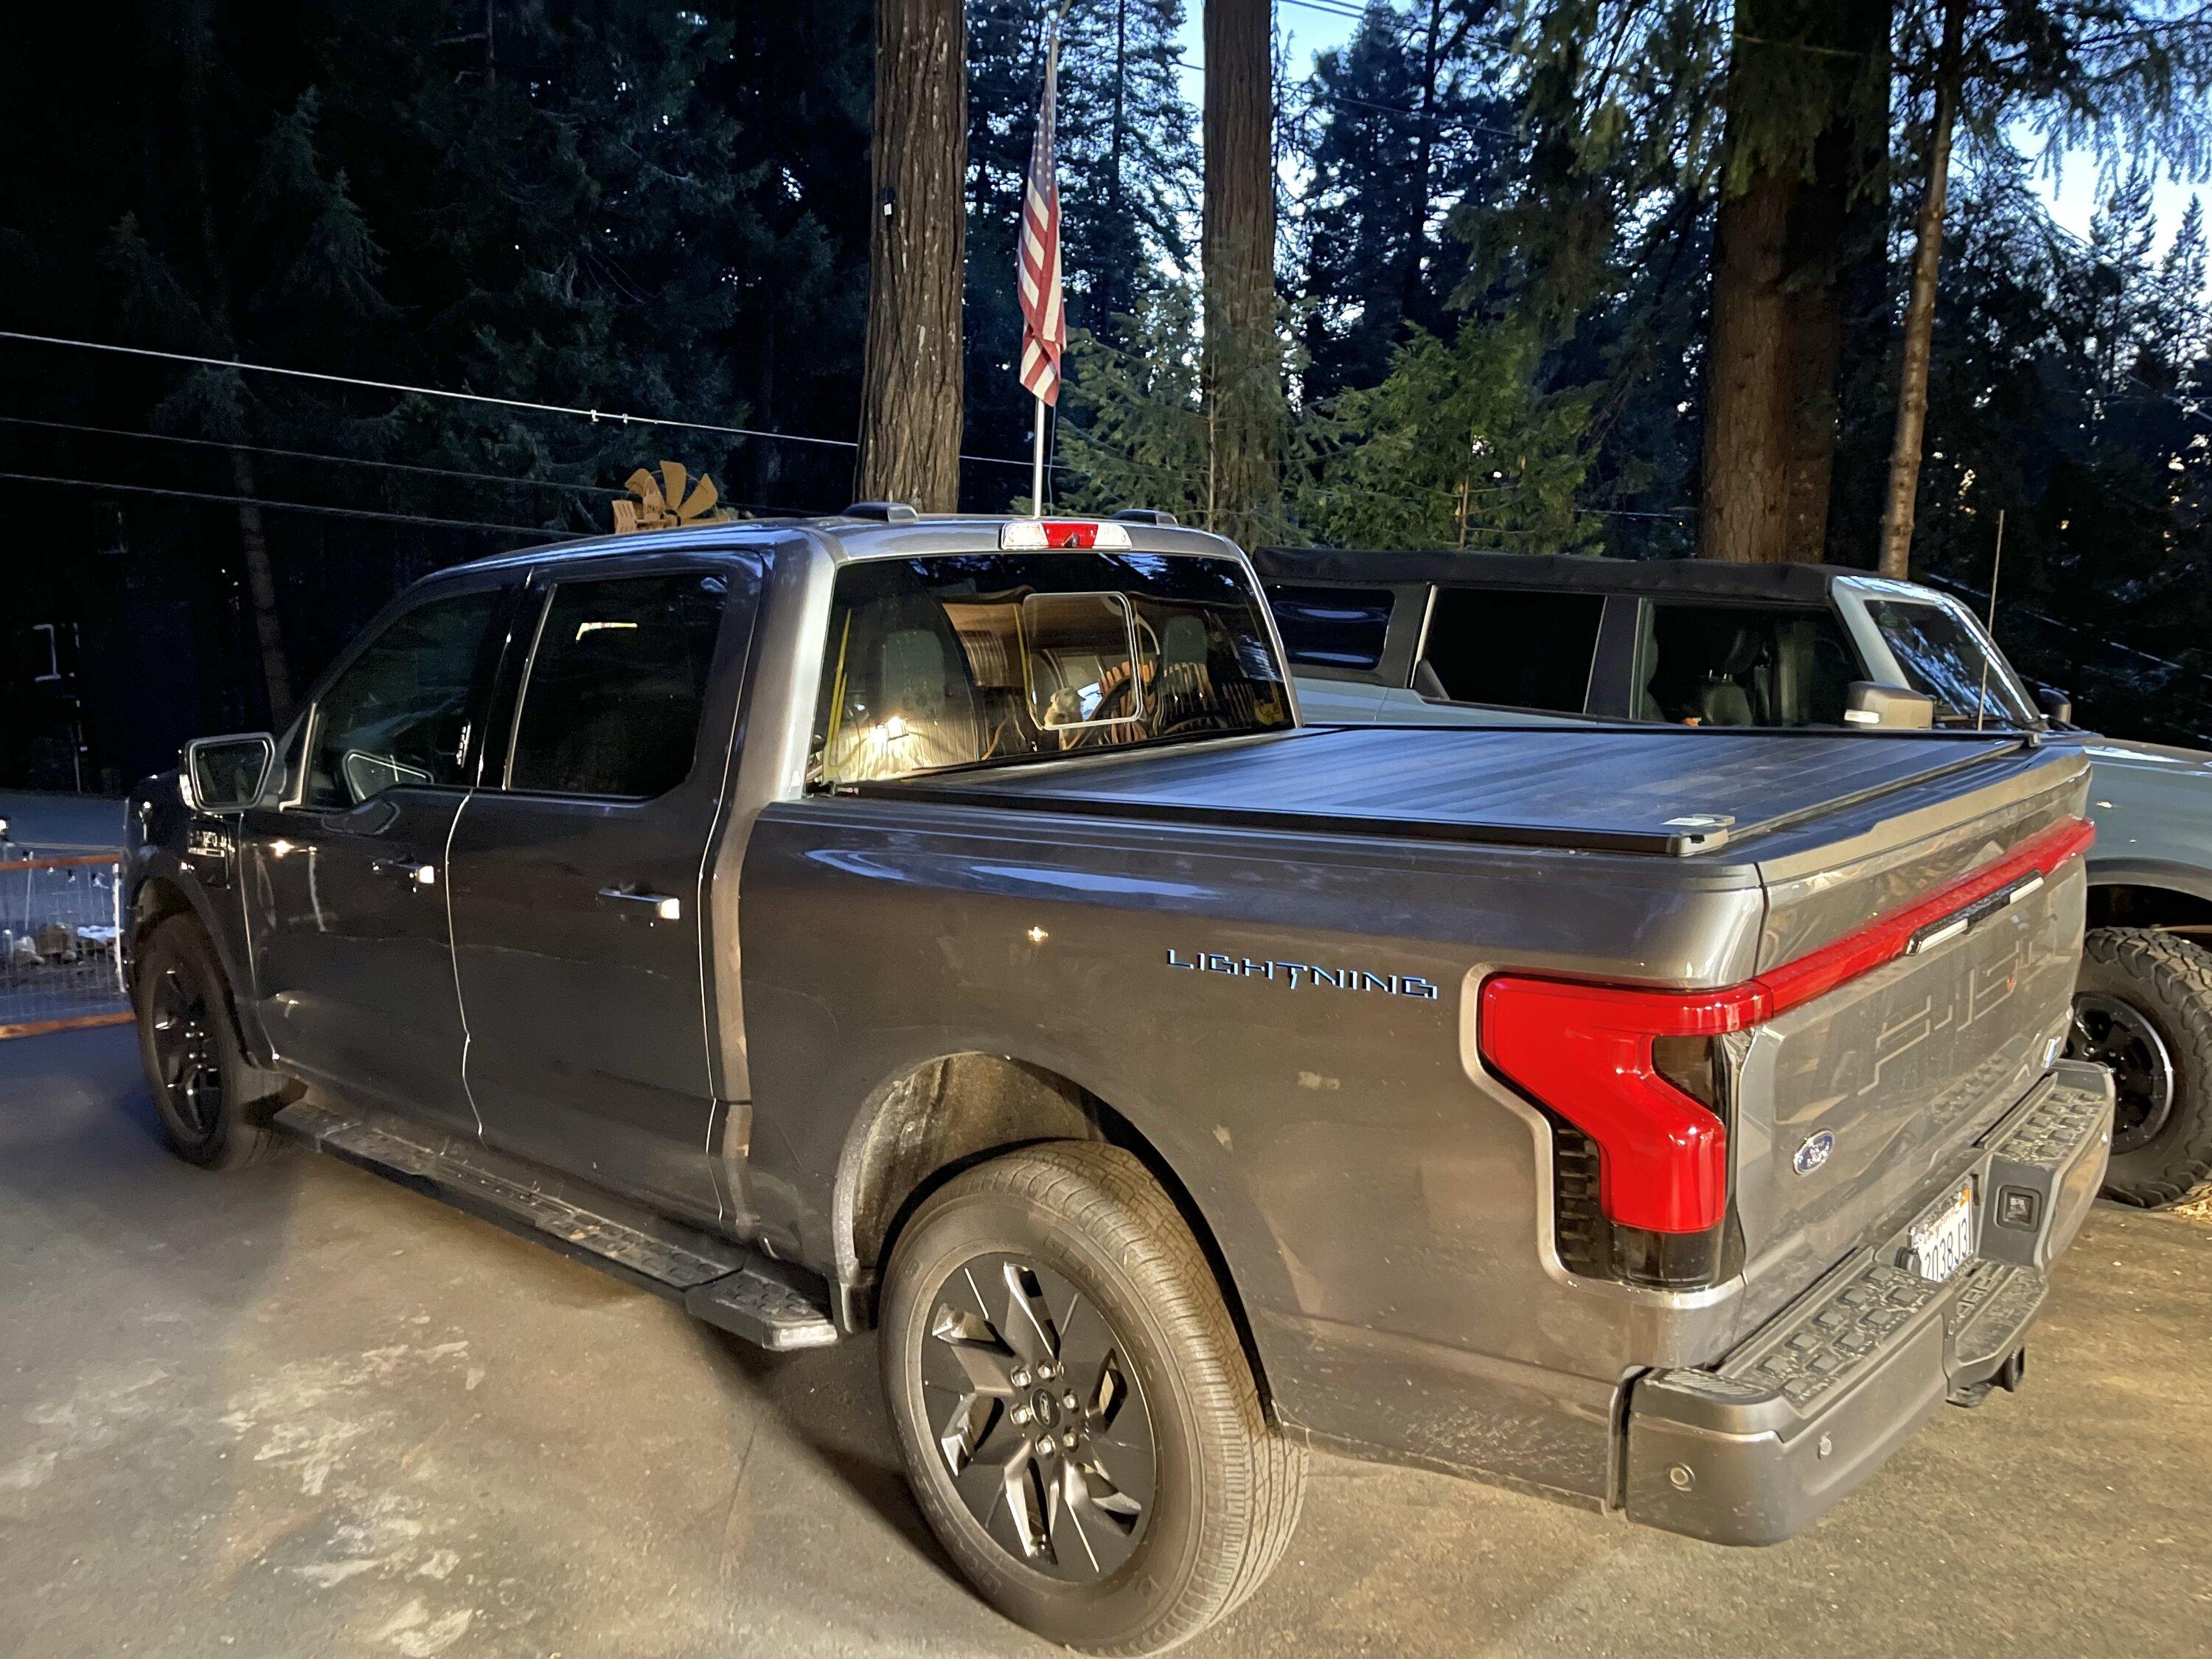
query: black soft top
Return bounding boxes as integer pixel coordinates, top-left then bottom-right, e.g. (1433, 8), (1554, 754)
(1250, 546), (1857, 602)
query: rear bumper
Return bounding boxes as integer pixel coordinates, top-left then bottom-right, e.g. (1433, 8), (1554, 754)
(1622, 1061), (2112, 1545)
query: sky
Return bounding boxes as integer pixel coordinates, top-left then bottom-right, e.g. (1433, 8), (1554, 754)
(1175, 4), (2210, 262)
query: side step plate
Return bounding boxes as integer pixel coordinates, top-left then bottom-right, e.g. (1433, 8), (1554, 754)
(271, 1099), (838, 1352)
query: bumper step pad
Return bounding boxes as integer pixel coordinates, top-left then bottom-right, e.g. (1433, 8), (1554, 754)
(1621, 1067), (2112, 1545)
(272, 1099), (838, 1352)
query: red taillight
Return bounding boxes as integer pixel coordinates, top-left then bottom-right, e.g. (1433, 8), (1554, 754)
(1480, 815), (2094, 1242)
(1481, 978), (1753, 1233)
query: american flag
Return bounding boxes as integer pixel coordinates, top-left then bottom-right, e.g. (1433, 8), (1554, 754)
(1017, 34), (1065, 406)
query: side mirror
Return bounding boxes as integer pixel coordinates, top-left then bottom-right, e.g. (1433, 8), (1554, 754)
(2034, 685), (2073, 726)
(181, 732), (276, 813)
(1842, 682), (1935, 730)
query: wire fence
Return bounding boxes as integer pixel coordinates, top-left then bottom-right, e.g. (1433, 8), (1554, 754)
(0, 851), (130, 1039)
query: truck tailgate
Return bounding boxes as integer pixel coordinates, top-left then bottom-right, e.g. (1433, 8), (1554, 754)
(1726, 745), (2092, 1329)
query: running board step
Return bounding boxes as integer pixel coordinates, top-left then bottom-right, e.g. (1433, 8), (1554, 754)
(271, 1099), (838, 1352)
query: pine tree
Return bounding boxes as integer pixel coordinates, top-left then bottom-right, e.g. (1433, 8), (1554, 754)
(1296, 4), (1518, 402)
(1297, 318), (1596, 550)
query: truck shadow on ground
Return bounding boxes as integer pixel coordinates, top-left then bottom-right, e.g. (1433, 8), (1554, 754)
(693, 1322), (964, 1575)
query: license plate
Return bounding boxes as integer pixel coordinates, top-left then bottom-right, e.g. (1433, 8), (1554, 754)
(1905, 1180), (1978, 1284)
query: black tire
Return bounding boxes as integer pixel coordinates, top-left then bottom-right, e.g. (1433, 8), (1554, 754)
(879, 1141), (1304, 1655)
(133, 914), (285, 1171)
(2071, 928), (2212, 1207)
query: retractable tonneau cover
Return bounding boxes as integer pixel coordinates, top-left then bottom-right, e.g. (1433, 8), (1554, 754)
(849, 723), (2026, 857)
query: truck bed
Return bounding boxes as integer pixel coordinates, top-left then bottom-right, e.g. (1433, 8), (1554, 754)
(847, 723), (2023, 856)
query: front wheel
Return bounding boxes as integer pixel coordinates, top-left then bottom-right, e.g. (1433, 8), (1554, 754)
(133, 914), (284, 1170)
(879, 1141), (1304, 1655)
(2070, 928), (2212, 1206)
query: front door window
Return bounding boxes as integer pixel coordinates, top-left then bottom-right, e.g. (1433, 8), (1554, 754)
(305, 591), (501, 808)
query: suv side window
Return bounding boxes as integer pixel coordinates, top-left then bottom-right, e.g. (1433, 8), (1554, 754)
(507, 571), (729, 799)
(1637, 601), (1856, 727)
(1264, 582), (1396, 672)
(305, 588), (501, 808)
(1864, 599), (2039, 727)
(1419, 588), (1603, 712)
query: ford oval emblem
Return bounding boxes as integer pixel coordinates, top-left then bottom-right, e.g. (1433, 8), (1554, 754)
(1793, 1130), (1836, 1176)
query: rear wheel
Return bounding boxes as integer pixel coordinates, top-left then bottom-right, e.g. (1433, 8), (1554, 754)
(879, 1141), (1304, 1655)
(2070, 928), (2212, 1206)
(133, 914), (284, 1170)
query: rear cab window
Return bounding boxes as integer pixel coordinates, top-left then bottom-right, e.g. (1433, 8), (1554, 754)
(808, 552), (1294, 787)
(1418, 588), (1603, 713)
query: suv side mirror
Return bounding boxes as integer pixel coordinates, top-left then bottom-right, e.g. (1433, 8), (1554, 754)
(181, 732), (276, 813)
(2034, 684), (2073, 725)
(1842, 682), (1935, 730)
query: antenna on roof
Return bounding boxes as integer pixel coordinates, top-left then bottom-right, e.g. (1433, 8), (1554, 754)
(1975, 508), (2005, 732)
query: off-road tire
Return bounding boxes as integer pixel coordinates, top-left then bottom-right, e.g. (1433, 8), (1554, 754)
(879, 1141), (1305, 1655)
(2076, 928), (2212, 1206)
(133, 914), (285, 1171)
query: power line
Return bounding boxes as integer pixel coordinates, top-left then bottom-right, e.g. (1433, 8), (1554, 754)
(0, 330), (1048, 473)
(0, 470), (583, 539)
(0, 415), (624, 498)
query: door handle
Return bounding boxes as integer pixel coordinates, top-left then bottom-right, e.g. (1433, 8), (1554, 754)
(597, 886), (683, 922)
(372, 857), (437, 887)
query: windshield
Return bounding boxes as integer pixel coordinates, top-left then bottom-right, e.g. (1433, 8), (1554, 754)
(1863, 599), (2040, 728)
(808, 552), (1294, 787)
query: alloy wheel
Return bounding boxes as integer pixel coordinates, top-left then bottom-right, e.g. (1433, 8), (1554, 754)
(150, 966), (223, 1138)
(919, 1253), (1156, 1582)
(2069, 992), (2175, 1155)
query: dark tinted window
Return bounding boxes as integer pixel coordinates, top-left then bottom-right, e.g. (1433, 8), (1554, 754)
(509, 573), (728, 798)
(1264, 582), (1395, 670)
(1866, 600), (2038, 727)
(1419, 588), (1602, 713)
(810, 552), (1293, 787)
(1637, 602), (1856, 726)
(307, 589), (500, 808)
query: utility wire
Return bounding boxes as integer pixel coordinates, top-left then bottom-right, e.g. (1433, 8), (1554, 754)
(0, 470), (583, 539)
(0, 414), (624, 497)
(0, 330), (1050, 473)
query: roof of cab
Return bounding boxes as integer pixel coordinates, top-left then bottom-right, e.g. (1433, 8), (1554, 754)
(442, 513), (1244, 579)
(1250, 545), (1871, 602)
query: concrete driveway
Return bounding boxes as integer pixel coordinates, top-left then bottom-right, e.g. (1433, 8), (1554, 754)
(4, 1026), (2208, 1659)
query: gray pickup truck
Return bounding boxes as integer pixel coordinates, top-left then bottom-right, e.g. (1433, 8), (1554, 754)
(1259, 546), (2212, 1213)
(128, 512), (2109, 1654)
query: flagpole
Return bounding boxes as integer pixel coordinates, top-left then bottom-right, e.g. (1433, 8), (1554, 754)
(1032, 397), (1047, 513)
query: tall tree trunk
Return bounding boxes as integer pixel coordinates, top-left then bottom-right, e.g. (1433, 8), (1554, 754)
(1877, 0), (1966, 579)
(179, 0), (293, 723)
(855, 0), (967, 511)
(1700, 159), (1797, 563)
(1783, 133), (1848, 561)
(1203, 0), (1281, 549)
(1700, 0), (1890, 566)
(1832, 18), (1896, 570)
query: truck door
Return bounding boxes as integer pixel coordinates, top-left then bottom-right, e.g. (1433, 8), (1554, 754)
(239, 578), (513, 1133)
(447, 555), (759, 1222)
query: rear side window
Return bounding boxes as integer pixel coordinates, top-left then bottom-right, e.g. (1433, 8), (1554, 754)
(1637, 602), (1856, 727)
(1264, 582), (1395, 671)
(1419, 588), (1602, 713)
(508, 572), (728, 799)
